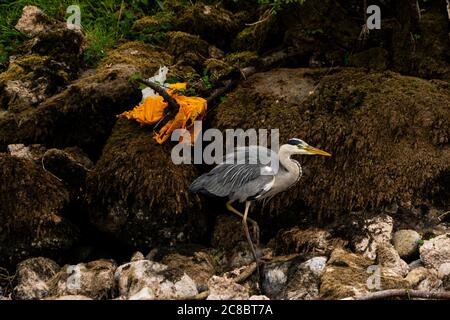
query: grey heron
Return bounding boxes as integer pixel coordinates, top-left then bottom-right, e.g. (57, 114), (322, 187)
(189, 138), (331, 273)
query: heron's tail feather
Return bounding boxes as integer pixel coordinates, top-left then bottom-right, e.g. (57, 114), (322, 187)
(189, 173), (220, 198)
(188, 174), (209, 193)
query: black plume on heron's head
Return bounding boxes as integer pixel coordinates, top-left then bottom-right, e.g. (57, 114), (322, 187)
(287, 138), (308, 146)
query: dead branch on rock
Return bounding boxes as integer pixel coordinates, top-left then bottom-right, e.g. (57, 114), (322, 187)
(134, 47), (305, 125)
(135, 79), (180, 115)
(133, 78), (182, 131)
(343, 289), (450, 300)
(175, 290), (210, 300)
(245, 8), (274, 26)
(233, 262), (257, 284)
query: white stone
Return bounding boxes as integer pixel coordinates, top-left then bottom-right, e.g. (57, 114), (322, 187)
(437, 262), (450, 279)
(419, 234), (450, 270)
(392, 229), (421, 258)
(249, 295), (270, 300)
(206, 276), (249, 300)
(303, 256), (327, 277)
(15, 6), (52, 37)
(115, 260), (198, 299)
(354, 214), (393, 260)
(128, 287), (155, 300)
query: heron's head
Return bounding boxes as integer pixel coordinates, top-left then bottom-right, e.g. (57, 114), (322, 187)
(286, 138), (331, 156)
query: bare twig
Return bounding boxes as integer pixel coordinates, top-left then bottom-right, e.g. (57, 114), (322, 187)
(438, 211), (450, 222)
(245, 8), (274, 26)
(175, 290), (209, 300)
(41, 157), (62, 182)
(343, 289), (450, 300)
(233, 262), (257, 284)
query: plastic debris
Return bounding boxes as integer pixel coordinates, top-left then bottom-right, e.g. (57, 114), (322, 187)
(121, 68), (207, 144)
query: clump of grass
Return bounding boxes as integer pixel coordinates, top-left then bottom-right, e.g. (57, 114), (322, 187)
(0, 0), (164, 67)
(233, 0), (306, 13)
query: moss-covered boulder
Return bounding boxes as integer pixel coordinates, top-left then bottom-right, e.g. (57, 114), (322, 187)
(411, 1), (450, 80)
(0, 6), (87, 112)
(42, 147), (94, 202)
(0, 154), (78, 267)
(13, 257), (60, 300)
(280, 0), (360, 67)
(319, 248), (372, 299)
(174, 3), (239, 49)
(211, 68), (450, 221)
(232, 10), (281, 53)
(166, 31), (210, 68)
(86, 119), (208, 249)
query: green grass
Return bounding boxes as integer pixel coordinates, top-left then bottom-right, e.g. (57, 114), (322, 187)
(233, 0), (306, 13)
(0, 0), (161, 66)
(0, 1), (308, 67)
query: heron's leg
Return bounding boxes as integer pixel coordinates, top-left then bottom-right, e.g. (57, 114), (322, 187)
(226, 201), (260, 245)
(243, 201), (260, 278)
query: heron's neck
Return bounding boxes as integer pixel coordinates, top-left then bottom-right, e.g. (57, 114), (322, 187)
(278, 147), (301, 178)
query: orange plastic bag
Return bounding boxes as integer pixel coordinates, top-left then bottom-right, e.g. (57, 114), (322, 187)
(121, 83), (207, 144)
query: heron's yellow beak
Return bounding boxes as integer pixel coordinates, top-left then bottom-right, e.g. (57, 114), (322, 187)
(303, 145), (332, 156)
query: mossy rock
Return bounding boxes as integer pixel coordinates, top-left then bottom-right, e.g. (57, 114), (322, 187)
(29, 27), (85, 70)
(133, 16), (159, 31)
(131, 12), (174, 45)
(42, 147), (93, 202)
(86, 118), (208, 249)
(232, 11), (280, 53)
(100, 41), (173, 76)
(0, 42), (173, 158)
(0, 154), (78, 267)
(412, 2), (450, 81)
(211, 68), (450, 219)
(0, 16), (86, 112)
(166, 31), (209, 68)
(0, 54), (47, 83)
(320, 248), (372, 299)
(204, 58), (235, 83)
(175, 4), (239, 49)
(225, 51), (259, 69)
(281, 0), (360, 66)
(0, 53), (74, 111)
(349, 47), (389, 71)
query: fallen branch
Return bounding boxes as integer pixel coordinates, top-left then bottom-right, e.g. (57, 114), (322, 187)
(135, 79), (180, 113)
(343, 289), (450, 300)
(233, 262), (258, 284)
(134, 78), (180, 131)
(176, 290), (209, 300)
(134, 47), (304, 126)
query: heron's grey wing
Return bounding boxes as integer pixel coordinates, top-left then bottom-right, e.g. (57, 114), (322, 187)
(200, 162), (274, 202)
(189, 145), (277, 201)
(223, 145), (275, 165)
(189, 164), (275, 201)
